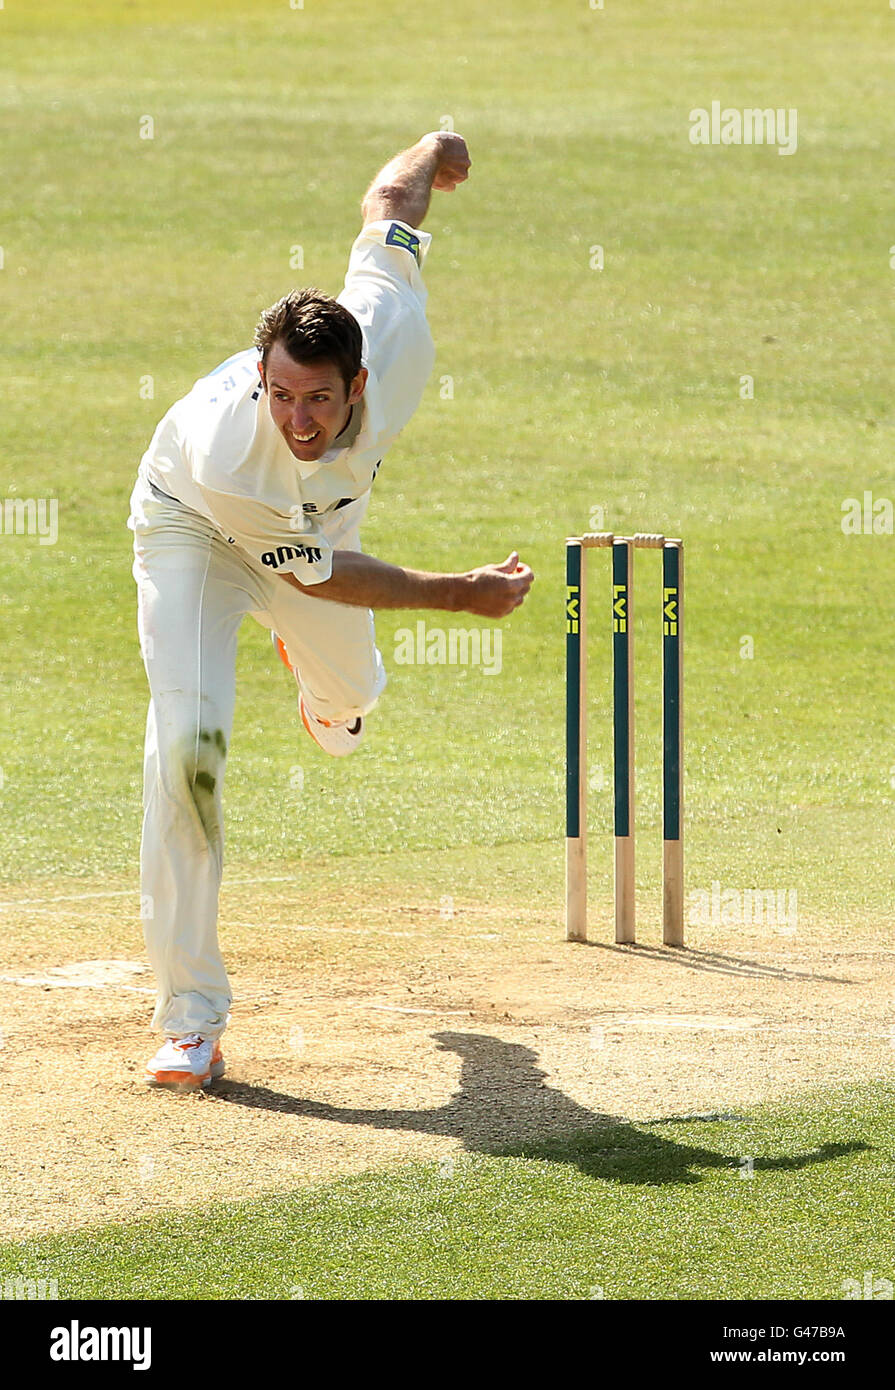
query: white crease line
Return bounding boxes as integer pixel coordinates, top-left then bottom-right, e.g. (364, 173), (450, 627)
(0, 877), (299, 909)
(601, 1020), (758, 1032)
(751, 1023), (895, 1038)
(0, 978), (156, 994)
(229, 923), (500, 940)
(0, 890), (137, 908)
(361, 1005), (473, 1016)
(594, 1019), (893, 1039)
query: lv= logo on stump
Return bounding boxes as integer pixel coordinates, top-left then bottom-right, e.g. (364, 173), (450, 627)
(565, 532), (684, 947)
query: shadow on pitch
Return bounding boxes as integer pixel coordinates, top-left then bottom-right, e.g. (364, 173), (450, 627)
(213, 1031), (868, 1184)
(584, 943), (852, 984)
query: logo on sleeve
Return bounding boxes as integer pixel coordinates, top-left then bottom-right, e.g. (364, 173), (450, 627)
(385, 223), (421, 264)
(261, 543), (323, 569)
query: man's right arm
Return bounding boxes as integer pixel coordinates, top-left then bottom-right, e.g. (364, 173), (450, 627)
(282, 549), (534, 620)
(360, 131), (470, 228)
(283, 133), (528, 620)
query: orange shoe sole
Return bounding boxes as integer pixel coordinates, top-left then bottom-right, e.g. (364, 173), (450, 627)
(146, 1044), (224, 1091)
(146, 1068), (211, 1090)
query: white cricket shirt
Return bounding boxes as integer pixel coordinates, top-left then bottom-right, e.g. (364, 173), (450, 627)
(135, 219), (435, 584)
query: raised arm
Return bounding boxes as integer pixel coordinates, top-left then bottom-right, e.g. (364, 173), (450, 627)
(360, 131), (471, 228)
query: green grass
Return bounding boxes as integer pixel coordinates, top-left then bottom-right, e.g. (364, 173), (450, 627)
(1, 1083), (892, 1299)
(1, 0), (893, 1304)
(1, 0), (894, 924)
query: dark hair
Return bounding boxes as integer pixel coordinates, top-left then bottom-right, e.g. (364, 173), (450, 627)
(254, 287), (363, 395)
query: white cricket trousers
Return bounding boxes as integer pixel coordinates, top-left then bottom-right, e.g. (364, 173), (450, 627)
(128, 473), (385, 1040)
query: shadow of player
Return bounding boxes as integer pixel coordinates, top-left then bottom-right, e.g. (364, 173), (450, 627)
(214, 1031), (866, 1184)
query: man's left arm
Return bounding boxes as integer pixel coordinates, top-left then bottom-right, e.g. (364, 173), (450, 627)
(360, 131), (471, 228)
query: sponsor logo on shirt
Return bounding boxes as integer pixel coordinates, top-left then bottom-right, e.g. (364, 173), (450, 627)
(385, 223), (421, 264)
(261, 543), (324, 569)
(302, 463), (382, 517)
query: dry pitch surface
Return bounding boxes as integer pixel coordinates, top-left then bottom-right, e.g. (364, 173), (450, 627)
(1, 863), (892, 1240)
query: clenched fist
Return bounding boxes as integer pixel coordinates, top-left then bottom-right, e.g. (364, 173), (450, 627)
(459, 551), (534, 618)
(420, 131), (471, 192)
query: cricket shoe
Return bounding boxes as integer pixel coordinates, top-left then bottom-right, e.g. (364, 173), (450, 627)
(299, 694), (365, 757)
(271, 630), (365, 757)
(145, 1034), (225, 1091)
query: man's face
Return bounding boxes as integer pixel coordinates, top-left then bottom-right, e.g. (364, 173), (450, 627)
(259, 342), (367, 463)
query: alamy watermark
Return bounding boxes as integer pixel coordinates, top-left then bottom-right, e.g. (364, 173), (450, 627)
(689, 103), (798, 156)
(0, 498), (58, 545)
(841, 491), (893, 535)
(394, 621), (502, 675)
(1, 1276), (59, 1299)
(50, 1323), (151, 1370)
(688, 881), (798, 932)
(841, 1271), (893, 1300)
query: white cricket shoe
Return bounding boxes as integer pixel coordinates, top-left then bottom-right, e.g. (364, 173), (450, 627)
(145, 1034), (225, 1091)
(272, 630), (365, 757)
(299, 695), (365, 757)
